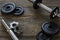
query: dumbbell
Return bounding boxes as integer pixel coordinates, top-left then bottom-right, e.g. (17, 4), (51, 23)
(1, 19), (19, 40)
(28, 0), (60, 19)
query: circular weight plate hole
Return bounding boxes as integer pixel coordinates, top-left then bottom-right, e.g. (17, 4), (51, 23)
(6, 6), (10, 9)
(5, 5), (12, 11)
(12, 23), (17, 27)
(16, 27), (19, 30)
(15, 8), (21, 13)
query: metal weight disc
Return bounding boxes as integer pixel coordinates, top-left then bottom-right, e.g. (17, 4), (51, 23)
(14, 7), (24, 15)
(10, 21), (21, 34)
(37, 32), (51, 40)
(1, 2), (15, 14)
(33, 2), (39, 9)
(33, 0), (42, 9)
(42, 22), (59, 35)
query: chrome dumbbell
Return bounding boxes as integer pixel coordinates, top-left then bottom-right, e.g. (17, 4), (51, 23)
(1, 19), (19, 40)
(28, 0), (60, 19)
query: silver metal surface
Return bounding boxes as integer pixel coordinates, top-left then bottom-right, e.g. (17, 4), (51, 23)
(1, 19), (19, 40)
(38, 3), (52, 13)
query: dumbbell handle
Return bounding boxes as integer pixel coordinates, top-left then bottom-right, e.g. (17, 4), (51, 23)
(38, 3), (52, 13)
(1, 19), (19, 40)
(29, 0), (52, 13)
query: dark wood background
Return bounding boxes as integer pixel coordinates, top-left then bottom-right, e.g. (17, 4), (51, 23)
(0, 0), (60, 40)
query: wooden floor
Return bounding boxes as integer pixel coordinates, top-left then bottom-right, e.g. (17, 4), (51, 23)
(0, 0), (60, 40)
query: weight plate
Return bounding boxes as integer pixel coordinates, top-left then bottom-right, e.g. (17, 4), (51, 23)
(33, 0), (42, 9)
(1, 2), (16, 14)
(14, 7), (24, 15)
(37, 32), (51, 40)
(10, 21), (19, 29)
(33, 2), (39, 9)
(10, 21), (21, 34)
(42, 22), (59, 35)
